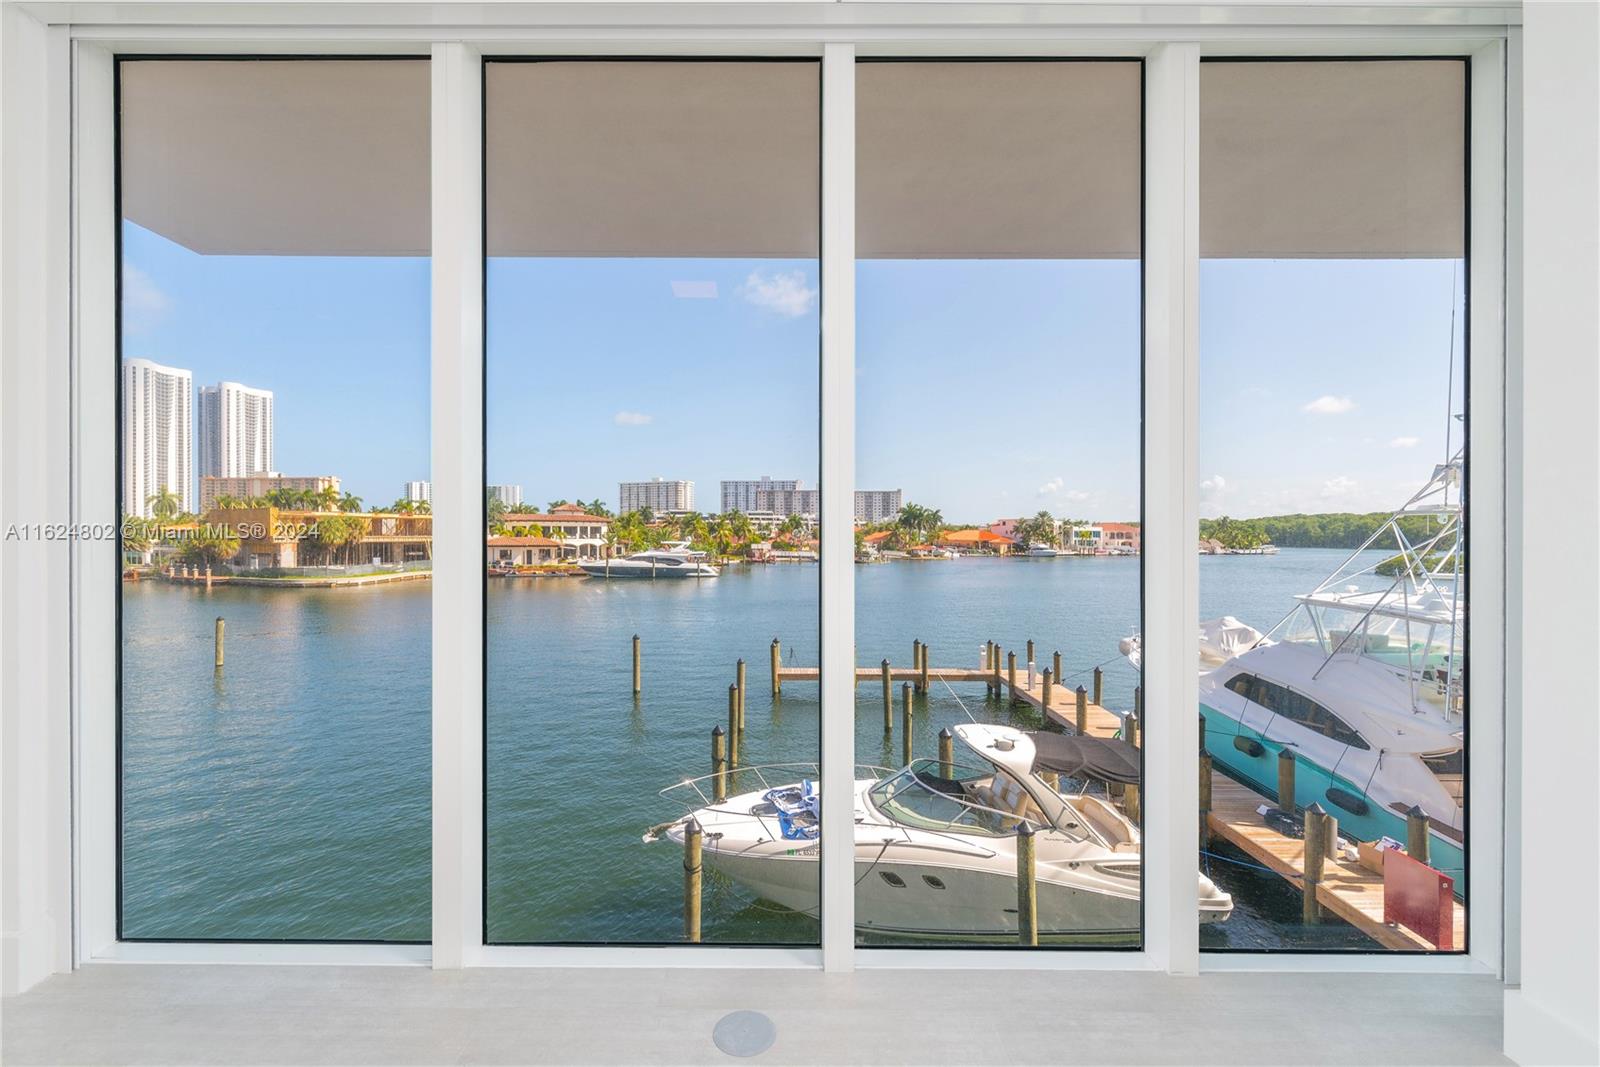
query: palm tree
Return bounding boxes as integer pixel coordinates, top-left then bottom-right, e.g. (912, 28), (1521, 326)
(339, 491), (364, 514)
(121, 515), (154, 563)
(727, 509), (755, 546)
(146, 487), (181, 521)
(486, 490), (509, 530)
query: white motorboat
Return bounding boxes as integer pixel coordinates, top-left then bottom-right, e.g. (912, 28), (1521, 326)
(646, 723), (1232, 941)
(1121, 451), (1466, 886)
(579, 542), (719, 579)
(1025, 543), (1060, 557)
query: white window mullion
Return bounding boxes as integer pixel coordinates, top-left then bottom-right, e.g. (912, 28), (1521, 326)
(72, 39), (119, 966)
(430, 41), (484, 969)
(1142, 41), (1201, 977)
(1467, 38), (1506, 978)
(819, 41), (857, 974)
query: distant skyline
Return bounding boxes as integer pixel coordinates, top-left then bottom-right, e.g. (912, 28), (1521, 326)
(124, 220), (1464, 523)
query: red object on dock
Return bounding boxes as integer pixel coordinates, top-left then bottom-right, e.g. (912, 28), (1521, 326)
(1382, 848), (1454, 950)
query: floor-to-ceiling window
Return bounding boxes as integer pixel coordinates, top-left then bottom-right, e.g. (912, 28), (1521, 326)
(1196, 59), (1468, 953)
(117, 58), (432, 940)
(483, 59), (823, 944)
(851, 60), (1160, 948)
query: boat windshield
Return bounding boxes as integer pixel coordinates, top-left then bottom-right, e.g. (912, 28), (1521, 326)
(867, 760), (1027, 837)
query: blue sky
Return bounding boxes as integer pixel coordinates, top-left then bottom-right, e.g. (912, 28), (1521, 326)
(125, 221), (1463, 521)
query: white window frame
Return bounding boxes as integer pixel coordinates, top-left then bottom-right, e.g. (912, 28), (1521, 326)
(35, 2), (1510, 981)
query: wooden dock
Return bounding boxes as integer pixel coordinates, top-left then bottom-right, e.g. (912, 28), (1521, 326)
(1206, 766), (1465, 951)
(773, 664), (1126, 740)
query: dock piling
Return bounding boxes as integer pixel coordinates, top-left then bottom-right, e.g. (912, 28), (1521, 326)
(632, 634), (642, 695)
(901, 683), (913, 766)
(912, 641), (922, 690)
(683, 817), (703, 943)
(1092, 666), (1103, 707)
(1125, 710), (1140, 748)
(1134, 684), (1142, 721)
(938, 728), (954, 779)
(1053, 651), (1062, 687)
(770, 638), (781, 695)
(881, 659), (893, 733)
(736, 659), (746, 730)
(919, 643), (929, 694)
(1406, 805), (1431, 865)
(1016, 821), (1038, 946)
(1199, 711), (1208, 752)
(1075, 686), (1088, 735)
(1041, 668), (1053, 710)
(214, 617), (225, 669)
(1276, 748), (1297, 811)
(1007, 652), (1018, 705)
(727, 684), (740, 769)
(1199, 750), (1213, 846)
(1302, 803), (1330, 924)
(711, 727), (728, 803)
(1124, 783), (1141, 823)
(1026, 639), (1034, 664)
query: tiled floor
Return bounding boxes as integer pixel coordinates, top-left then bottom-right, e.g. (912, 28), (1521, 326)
(1, 964), (1507, 1065)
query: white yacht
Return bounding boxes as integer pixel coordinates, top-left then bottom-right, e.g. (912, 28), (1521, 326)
(1121, 451), (1466, 885)
(1025, 543), (1060, 557)
(646, 723), (1232, 941)
(579, 542), (719, 579)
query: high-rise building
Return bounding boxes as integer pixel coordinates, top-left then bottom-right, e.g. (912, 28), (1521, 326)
(488, 485), (523, 507)
(854, 489), (903, 524)
(619, 478), (694, 515)
(758, 486), (819, 518)
(122, 358), (193, 518)
(721, 476), (799, 515)
(200, 474), (339, 514)
(197, 381), (274, 481)
(405, 481), (432, 504)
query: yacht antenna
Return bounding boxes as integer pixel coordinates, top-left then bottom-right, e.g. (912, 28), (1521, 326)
(1443, 261), (1459, 483)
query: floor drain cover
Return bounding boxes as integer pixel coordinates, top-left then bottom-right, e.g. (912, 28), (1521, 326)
(712, 1010), (777, 1058)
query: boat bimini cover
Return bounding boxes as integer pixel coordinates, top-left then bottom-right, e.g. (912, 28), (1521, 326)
(1026, 732), (1141, 786)
(763, 780), (820, 840)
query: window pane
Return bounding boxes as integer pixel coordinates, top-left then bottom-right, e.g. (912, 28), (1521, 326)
(118, 59), (432, 940)
(1198, 59), (1466, 952)
(484, 60), (821, 944)
(854, 60), (1151, 948)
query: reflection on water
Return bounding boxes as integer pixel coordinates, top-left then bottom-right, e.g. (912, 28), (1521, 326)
(123, 549), (1387, 945)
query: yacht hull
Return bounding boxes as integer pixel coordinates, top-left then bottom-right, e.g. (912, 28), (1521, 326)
(1200, 699), (1465, 889)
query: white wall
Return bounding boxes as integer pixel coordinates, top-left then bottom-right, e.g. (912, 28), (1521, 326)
(1504, 3), (1600, 1064)
(0, 3), (74, 996)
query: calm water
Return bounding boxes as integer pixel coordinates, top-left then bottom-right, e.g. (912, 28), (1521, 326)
(123, 548), (1392, 948)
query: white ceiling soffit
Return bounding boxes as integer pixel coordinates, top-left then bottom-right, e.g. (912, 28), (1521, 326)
(486, 61), (820, 259)
(858, 61), (1141, 259)
(119, 59), (430, 257)
(1200, 60), (1466, 259)
(119, 57), (1462, 261)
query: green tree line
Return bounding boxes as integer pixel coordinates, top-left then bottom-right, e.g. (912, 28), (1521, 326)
(1200, 512), (1456, 550)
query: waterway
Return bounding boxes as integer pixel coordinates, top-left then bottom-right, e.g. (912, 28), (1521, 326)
(122, 548), (1394, 949)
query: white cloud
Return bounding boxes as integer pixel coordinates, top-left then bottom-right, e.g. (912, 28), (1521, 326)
(122, 265), (170, 333)
(670, 280), (718, 299)
(613, 411), (653, 426)
(739, 270), (817, 318)
(1390, 436), (1421, 448)
(1320, 475), (1358, 499)
(1036, 476), (1064, 496)
(1200, 474), (1228, 500)
(1303, 395), (1355, 415)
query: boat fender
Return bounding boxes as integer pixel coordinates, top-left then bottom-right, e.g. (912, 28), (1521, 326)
(1258, 806), (1303, 838)
(1231, 736), (1266, 758)
(1325, 787), (1371, 817)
